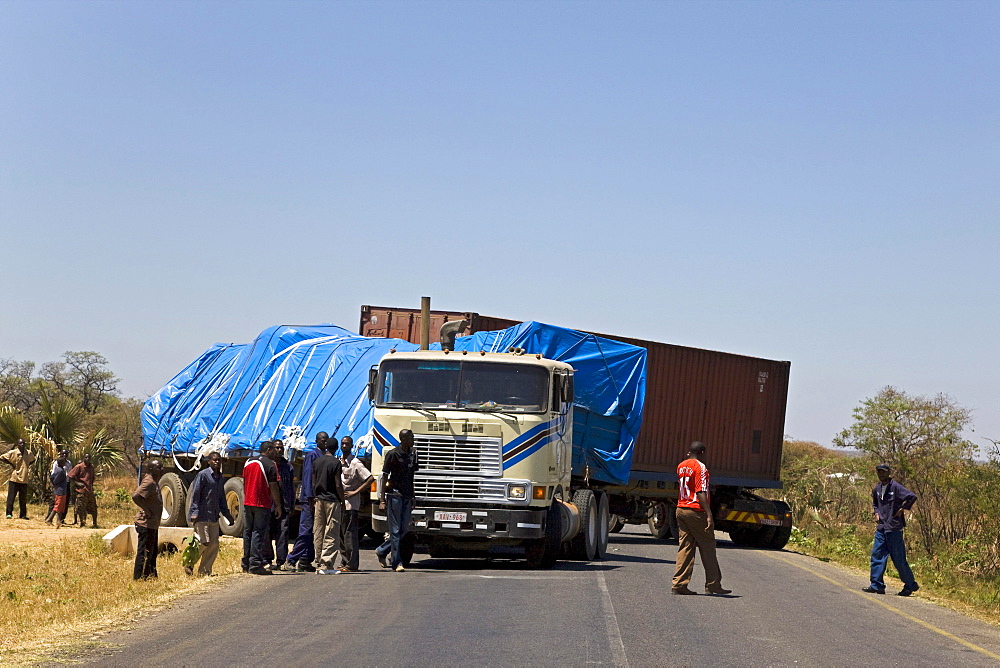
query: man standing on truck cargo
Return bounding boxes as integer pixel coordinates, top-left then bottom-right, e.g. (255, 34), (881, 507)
(672, 442), (731, 596)
(286, 431), (327, 572)
(375, 429), (419, 572)
(132, 459), (164, 580)
(863, 464), (919, 596)
(241, 441), (283, 575)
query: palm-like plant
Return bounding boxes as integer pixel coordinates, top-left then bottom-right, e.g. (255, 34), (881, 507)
(0, 405), (26, 446)
(76, 428), (124, 474)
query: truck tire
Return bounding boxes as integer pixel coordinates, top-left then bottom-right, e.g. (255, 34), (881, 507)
(765, 500), (792, 550)
(647, 501), (676, 540)
(525, 502), (562, 569)
(220, 477), (244, 538)
(158, 473), (186, 527)
(609, 514), (625, 534)
(568, 489), (597, 561)
(594, 491), (610, 559)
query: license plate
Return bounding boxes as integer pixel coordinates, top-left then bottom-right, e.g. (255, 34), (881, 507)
(434, 511), (467, 522)
(759, 518), (782, 526)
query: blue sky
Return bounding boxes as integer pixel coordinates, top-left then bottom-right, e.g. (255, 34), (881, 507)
(2, 1), (998, 449)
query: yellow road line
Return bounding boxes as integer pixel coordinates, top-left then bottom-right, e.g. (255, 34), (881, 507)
(762, 551), (1000, 661)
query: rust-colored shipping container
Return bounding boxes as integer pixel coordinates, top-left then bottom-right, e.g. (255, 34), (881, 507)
(360, 305), (518, 343)
(359, 305), (789, 488)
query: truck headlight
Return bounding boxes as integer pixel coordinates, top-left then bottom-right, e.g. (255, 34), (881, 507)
(507, 484), (527, 500)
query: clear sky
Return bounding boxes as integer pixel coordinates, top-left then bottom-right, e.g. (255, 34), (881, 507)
(2, 1), (998, 450)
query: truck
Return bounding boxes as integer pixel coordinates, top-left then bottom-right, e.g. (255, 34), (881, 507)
(362, 305), (794, 561)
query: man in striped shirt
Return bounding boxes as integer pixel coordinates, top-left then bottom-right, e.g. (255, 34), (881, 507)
(671, 441), (731, 596)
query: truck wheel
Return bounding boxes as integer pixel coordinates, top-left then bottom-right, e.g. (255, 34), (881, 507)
(158, 473), (186, 527)
(525, 502), (562, 569)
(568, 489), (597, 561)
(647, 501), (675, 540)
(609, 514), (625, 534)
(594, 491), (610, 559)
(764, 500), (792, 549)
(220, 477), (244, 538)
(400, 532), (416, 567)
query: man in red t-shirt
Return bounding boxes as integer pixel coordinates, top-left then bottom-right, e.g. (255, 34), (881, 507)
(241, 441), (282, 575)
(671, 441), (731, 595)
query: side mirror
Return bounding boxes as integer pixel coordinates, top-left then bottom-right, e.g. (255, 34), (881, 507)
(368, 366), (379, 403)
(562, 374), (574, 404)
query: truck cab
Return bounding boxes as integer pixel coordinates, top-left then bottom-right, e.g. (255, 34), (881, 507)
(368, 349), (575, 565)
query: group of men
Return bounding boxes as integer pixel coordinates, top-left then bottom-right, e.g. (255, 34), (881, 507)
(1, 438), (98, 528)
(671, 441), (919, 598)
(240, 432), (380, 576)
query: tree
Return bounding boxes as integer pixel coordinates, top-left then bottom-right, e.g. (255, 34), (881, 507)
(833, 386), (976, 553)
(40, 351), (119, 413)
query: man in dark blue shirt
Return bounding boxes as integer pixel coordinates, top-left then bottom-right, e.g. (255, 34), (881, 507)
(863, 464), (919, 596)
(187, 452), (235, 576)
(285, 431), (328, 571)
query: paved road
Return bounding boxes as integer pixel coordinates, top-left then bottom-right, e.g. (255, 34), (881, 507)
(83, 526), (1000, 666)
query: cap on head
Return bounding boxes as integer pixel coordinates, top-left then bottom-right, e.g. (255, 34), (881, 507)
(876, 463), (891, 472)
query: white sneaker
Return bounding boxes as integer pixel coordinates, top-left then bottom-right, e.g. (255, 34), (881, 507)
(317, 569), (342, 575)
(395, 564), (405, 572)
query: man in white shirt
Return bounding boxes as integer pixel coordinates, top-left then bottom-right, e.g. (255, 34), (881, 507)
(338, 436), (373, 572)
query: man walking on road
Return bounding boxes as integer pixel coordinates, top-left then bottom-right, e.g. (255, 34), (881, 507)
(375, 429), (419, 572)
(286, 431), (327, 571)
(132, 459), (165, 580)
(339, 436), (373, 572)
(671, 441), (731, 596)
(863, 463), (919, 596)
(2, 438), (36, 519)
(68, 453), (99, 528)
(311, 441), (345, 574)
(186, 452), (235, 576)
(241, 441), (283, 575)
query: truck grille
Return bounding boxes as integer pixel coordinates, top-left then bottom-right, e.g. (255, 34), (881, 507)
(415, 434), (503, 476)
(414, 476), (507, 503)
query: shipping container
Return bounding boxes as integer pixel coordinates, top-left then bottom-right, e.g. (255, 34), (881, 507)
(359, 305), (789, 487)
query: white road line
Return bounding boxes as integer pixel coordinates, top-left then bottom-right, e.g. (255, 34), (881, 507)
(597, 567), (629, 667)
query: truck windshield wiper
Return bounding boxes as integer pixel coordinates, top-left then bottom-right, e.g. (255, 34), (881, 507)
(383, 402), (426, 409)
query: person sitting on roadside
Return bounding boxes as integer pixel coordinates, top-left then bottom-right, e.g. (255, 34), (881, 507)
(186, 452), (235, 576)
(132, 459), (165, 580)
(68, 453), (99, 528)
(49, 450), (71, 529)
(2, 438), (37, 520)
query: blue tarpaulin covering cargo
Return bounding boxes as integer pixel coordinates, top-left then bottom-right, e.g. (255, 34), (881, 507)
(141, 321), (646, 485)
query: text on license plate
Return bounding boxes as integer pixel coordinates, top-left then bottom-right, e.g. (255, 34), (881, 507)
(434, 511), (467, 522)
(758, 518), (782, 526)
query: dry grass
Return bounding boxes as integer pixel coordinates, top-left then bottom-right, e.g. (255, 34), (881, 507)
(0, 472), (247, 664)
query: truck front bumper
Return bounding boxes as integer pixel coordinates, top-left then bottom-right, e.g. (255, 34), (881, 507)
(373, 506), (548, 540)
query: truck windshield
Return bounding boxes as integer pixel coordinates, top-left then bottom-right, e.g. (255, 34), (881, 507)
(376, 359), (549, 413)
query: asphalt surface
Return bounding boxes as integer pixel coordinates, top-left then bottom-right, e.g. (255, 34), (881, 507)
(79, 525), (1000, 666)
